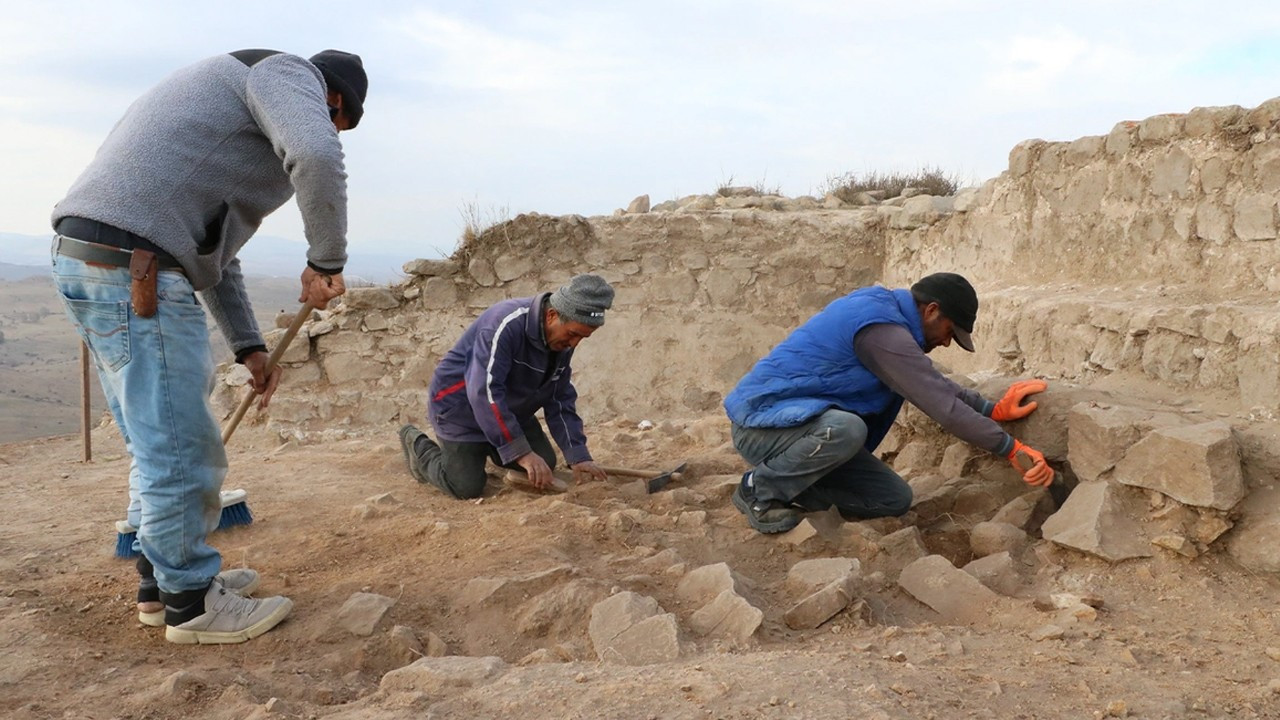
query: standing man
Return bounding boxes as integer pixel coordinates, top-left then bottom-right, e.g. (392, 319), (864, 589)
(399, 274), (614, 498)
(724, 272), (1054, 534)
(50, 49), (368, 644)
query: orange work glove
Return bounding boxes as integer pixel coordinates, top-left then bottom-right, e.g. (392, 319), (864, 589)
(991, 379), (1048, 422)
(1007, 440), (1055, 487)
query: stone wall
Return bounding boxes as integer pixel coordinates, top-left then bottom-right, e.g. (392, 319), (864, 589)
(215, 97), (1280, 443)
(880, 101), (1280, 411)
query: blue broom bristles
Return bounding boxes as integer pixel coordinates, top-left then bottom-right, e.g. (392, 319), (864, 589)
(114, 520), (140, 559)
(113, 489), (253, 558)
(217, 500), (254, 529)
(216, 488), (253, 530)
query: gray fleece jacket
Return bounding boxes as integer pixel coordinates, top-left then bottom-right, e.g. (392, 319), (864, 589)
(51, 50), (350, 355)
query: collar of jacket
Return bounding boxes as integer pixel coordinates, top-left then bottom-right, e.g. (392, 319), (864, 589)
(525, 292), (552, 350)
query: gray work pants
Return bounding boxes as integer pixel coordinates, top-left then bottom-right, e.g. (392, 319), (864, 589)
(730, 409), (912, 519)
(411, 418), (557, 500)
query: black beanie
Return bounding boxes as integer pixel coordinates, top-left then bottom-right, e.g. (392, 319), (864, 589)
(309, 50), (367, 129)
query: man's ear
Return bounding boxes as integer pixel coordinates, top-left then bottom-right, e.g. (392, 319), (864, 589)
(545, 307), (559, 324)
(923, 301), (942, 322)
(327, 89), (343, 109)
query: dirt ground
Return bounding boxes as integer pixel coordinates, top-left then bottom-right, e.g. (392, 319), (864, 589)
(2, 415), (1280, 720)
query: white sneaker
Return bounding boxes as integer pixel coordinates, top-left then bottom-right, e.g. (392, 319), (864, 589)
(139, 568), (261, 627)
(164, 578), (292, 645)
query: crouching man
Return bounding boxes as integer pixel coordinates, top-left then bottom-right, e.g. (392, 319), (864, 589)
(399, 274), (614, 496)
(723, 272), (1054, 534)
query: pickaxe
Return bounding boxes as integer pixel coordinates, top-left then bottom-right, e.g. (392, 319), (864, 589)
(596, 462), (687, 493)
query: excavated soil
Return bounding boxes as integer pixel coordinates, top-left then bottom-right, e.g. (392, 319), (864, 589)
(3, 416), (1279, 720)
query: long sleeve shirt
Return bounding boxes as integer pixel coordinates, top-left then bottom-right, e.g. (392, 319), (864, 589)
(854, 323), (1013, 456)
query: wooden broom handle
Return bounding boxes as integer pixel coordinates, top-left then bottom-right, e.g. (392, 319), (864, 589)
(220, 303), (313, 445)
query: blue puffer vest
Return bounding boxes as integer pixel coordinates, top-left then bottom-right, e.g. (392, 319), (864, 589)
(723, 286), (925, 450)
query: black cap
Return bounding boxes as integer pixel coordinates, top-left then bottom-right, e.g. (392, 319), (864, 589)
(309, 50), (367, 129)
(911, 272), (978, 352)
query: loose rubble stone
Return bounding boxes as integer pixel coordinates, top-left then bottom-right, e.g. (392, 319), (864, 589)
(784, 580), (854, 630)
(688, 589), (763, 642)
(1111, 421), (1245, 510)
(969, 521), (1029, 558)
(459, 566), (576, 607)
(676, 563), (742, 605)
(596, 613), (681, 665)
(588, 591), (661, 649)
(1041, 482), (1152, 561)
(784, 557), (860, 597)
(626, 194), (651, 213)
(379, 656), (507, 694)
(962, 551), (1021, 596)
(338, 592), (397, 636)
(898, 555), (999, 623)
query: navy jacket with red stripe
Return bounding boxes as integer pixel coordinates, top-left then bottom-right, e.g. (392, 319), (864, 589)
(426, 293), (591, 465)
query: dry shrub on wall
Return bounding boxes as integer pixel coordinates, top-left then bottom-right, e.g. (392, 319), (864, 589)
(822, 166), (962, 201)
(453, 200), (512, 264)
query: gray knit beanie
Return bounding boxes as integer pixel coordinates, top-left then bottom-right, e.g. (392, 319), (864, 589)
(549, 274), (615, 327)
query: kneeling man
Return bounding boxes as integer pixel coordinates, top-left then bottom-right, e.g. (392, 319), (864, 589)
(724, 272), (1053, 534)
(400, 274), (613, 497)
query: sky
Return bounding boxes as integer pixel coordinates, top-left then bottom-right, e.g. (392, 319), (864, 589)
(4, 1), (1280, 264)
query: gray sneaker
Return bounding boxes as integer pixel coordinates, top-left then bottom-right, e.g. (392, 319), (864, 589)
(164, 579), (292, 645)
(139, 568), (261, 627)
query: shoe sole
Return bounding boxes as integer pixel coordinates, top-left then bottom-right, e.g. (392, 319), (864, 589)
(138, 573), (262, 627)
(399, 426), (429, 484)
(732, 486), (801, 534)
(164, 597), (293, 645)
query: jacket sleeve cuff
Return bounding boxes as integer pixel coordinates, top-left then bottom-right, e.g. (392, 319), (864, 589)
(307, 260), (345, 275)
(496, 436), (533, 465)
(235, 345), (268, 364)
(563, 447), (593, 465)
(979, 399), (995, 417)
(993, 433), (1014, 457)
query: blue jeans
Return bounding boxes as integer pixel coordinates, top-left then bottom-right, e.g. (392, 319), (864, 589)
(52, 250), (225, 593)
(731, 409), (912, 519)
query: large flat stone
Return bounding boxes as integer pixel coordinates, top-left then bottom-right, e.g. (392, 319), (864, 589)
(1041, 481), (1151, 561)
(1111, 421), (1245, 510)
(898, 555), (998, 623)
(379, 656), (507, 695)
(1067, 402), (1180, 482)
(597, 613), (681, 665)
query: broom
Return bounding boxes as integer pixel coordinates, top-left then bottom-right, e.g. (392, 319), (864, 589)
(112, 304), (313, 557)
(114, 489), (255, 558)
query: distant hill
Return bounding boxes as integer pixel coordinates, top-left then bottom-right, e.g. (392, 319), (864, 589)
(0, 231), (418, 284)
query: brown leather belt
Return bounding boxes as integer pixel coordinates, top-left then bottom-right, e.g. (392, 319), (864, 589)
(52, 234), (185, 273)
(53, 234), (184, 319)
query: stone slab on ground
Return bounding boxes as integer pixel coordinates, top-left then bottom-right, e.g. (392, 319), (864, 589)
(784, 557), (860, 598)
(379, 656), (507, 695)
(898, 554), (999, 623)
(688, 589), (763, 643)
(337, 592), (397, 637)
(784, 580), (854, 630)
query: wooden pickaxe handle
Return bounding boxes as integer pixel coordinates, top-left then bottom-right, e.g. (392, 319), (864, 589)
(596, 465), (683, 481)
(220, 302), (314, 445)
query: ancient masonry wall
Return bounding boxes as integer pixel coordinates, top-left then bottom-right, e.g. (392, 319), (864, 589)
(214, 98), (1280, 441)
(882, 100), (1280, 411)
